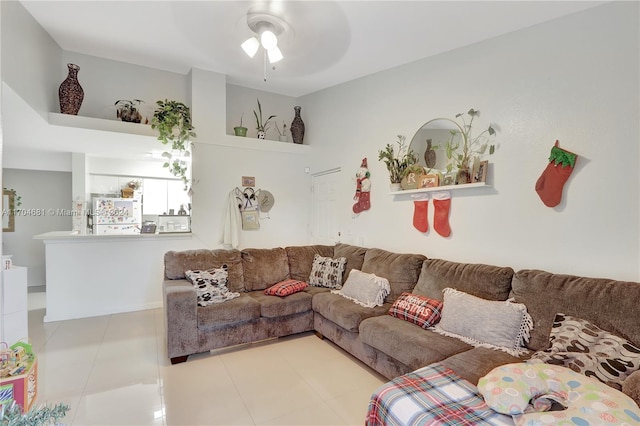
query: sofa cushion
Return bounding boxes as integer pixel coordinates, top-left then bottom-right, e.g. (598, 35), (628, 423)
(359, 315), (472, 371)
(529, 313), (640, 388)
(331, 269), (390, 307)
(334, 243), (368, 282)
(361, 248), (426, 302)
(197, 293), (260, 327)
(264, 279), (308, 297)
(433, 288), (533, 357)
(303, 286), (332, 296)
(164, 249), (245, 292)
(437, 347), (525, 386)
(511, 269), (640, 352)
(308, 254), (347, 289)
(247, 290), (313, 318)
(413, 258), (514, 302)
(388, 292), (443, 329)
(285, 245), (334, 281)
(241, 247), (289, 291)
(312, 292), (390, 332)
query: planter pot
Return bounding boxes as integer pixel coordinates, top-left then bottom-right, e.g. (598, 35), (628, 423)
(234, 127), (248, 137)
(389, 183), (402, 192)
(257, 130), (266, 139)
(456, 167), (471, 185)
(279, 135), (288, 142)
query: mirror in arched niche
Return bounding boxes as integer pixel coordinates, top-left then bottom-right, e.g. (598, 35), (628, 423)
(408, 118), (463, 174)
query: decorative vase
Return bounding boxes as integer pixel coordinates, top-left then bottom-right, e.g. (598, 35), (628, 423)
(257, 130), (266, 139)
(290, 106), (305, 145)
(58, 63), (84, 115)
(424, 139), (436, 168)
(234, 127), (247, 137)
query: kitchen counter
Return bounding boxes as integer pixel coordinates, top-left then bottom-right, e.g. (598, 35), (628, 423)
(34, 231), (205, 322)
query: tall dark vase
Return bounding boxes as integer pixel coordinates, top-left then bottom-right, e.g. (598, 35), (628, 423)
(58, 63), (84, 115)
(290, 106), (305, 145)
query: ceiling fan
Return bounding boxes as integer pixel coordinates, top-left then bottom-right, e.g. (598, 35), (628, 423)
(240, 10), (292, 81)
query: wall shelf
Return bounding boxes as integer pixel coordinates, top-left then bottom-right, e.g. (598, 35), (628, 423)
(49, 112), (157, 138)
(388, 182), (490, 195)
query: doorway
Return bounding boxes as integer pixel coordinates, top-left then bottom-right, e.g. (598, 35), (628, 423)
(311, 168), (341, 245)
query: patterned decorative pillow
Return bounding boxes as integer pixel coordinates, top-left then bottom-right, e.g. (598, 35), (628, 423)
(530, 313), (640, 388)
(264, 279), (308, 297)
(308, 254), (347, 289)
(331, 269), (390, 308)
(185, 265), (240, 306)
(388, 292), (443, 329)
(433, 288), (533, 356)
(478, 362), (640, 425)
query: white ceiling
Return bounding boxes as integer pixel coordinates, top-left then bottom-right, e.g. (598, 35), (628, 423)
(20, 1), (606, 97)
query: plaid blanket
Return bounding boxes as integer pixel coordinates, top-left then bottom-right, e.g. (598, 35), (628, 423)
(365, 363), (514, 426)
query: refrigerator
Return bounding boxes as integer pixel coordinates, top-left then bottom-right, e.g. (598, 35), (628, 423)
(92, 197), (142, 235)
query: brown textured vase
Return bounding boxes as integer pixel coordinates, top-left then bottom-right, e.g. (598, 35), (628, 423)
(290, 106), (305, 145)
(58, 63), (84, 115)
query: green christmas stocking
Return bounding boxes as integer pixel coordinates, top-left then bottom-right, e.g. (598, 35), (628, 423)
(535, 140), (578, 208)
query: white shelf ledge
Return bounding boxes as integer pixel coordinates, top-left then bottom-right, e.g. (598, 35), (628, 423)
(388, 182), (490, 195)
(49, 113), (157, 137)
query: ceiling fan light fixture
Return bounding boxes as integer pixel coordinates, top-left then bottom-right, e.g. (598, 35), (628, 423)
(241, 37), (260, 58)
(267, 46), (283, 63)
(260, 30), (278, 50)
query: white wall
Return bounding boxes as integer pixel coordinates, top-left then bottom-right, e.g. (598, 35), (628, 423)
(61, 51), (189, 121)
(2, 169), (72, 286)
(226, 84), (299, 141)
(0, 1), (61, 119)
(300, 2), (639, 281)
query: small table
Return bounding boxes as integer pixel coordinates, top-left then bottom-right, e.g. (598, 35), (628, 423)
(365, 363), (514, 426)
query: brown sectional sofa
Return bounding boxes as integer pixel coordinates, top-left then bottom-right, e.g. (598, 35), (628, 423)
(162, 243), (640, 398)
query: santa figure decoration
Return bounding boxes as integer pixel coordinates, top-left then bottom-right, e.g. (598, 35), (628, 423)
(353, 158), (371, 214)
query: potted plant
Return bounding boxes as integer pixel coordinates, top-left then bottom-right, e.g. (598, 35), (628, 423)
(253, 98), (276, 139)
(445, 108), (496, 184)
(275, 121), (288, 142)
(378, 135), (418, 191)
(233, 113), (248, 137)
(115, 99), (144, 123)
(151, 99), (196, 191)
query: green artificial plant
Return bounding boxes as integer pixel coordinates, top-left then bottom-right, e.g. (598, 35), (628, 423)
(378, 135), (418, 184)
(253, 99), (276, 134)
(151, 99), (196, 190)
(114, 99), (144, 123)
(445, 108), (496, 172)
(0, 400), (70, 426)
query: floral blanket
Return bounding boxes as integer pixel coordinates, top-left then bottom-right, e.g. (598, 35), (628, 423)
(365, 363), (513, 426)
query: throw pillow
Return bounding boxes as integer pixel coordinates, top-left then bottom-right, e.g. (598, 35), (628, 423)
(388, 292), (443, 329)
(433, 288), (533, 356)
(185, 265), (240, 307)
(330, 269), (390, 308)
(308, 254), (347, 289)
(529, 313), (640, 389)
(264, 279), (308, 297)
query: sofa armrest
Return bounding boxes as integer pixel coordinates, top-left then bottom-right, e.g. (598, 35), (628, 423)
(163, 279), (198, 363)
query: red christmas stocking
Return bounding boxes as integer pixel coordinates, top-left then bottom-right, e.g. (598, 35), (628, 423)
(411, 194), (429, 233)
(433, 191), (451, 237)
(535, 140), (578, 208)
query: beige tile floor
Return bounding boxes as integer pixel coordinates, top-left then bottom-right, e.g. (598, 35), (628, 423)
(26, 287), (387, 425)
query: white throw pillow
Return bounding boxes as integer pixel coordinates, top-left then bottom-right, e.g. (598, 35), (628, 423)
(331, 269), (390, 308)
(432, 288), (533, 356)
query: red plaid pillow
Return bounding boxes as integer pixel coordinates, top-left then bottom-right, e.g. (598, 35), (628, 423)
(264, 279), (308, 297)
(389, 292), (443, 329)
